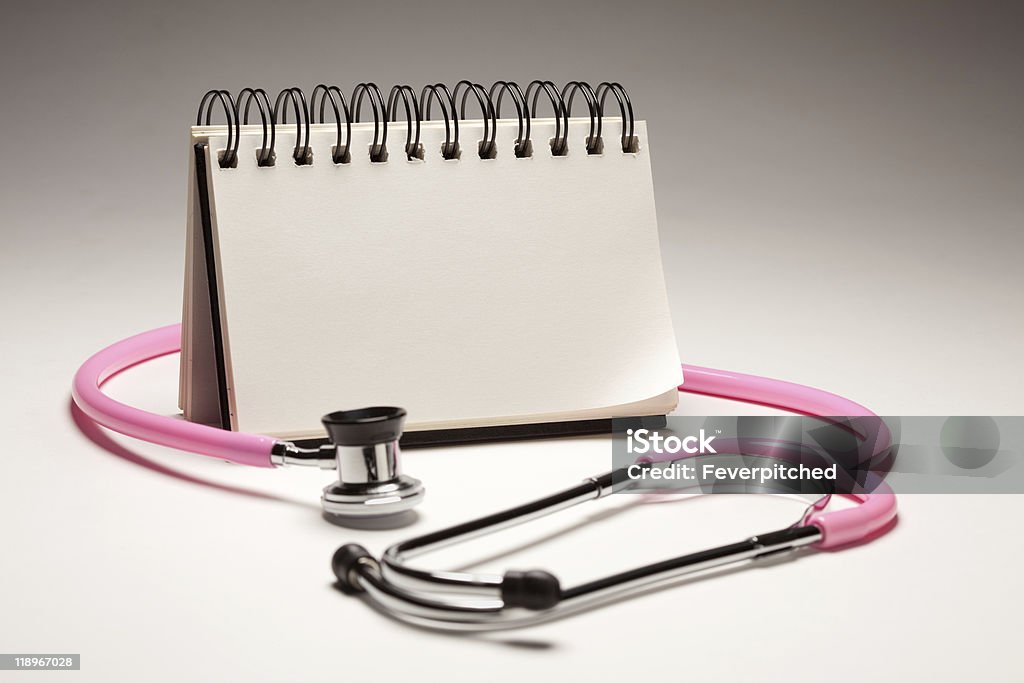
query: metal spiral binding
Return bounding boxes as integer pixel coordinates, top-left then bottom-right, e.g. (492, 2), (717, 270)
(310, 85), (352, 164)
(453, 80), (497, 159)
(596, 82), (636, 153)
(194, 81), (637, 166)
(196, 90), (237, 168)
(488, 81), (528, 158)
(524, 80), (569, 156)
(387, 85), (423, 161)
(352, 83), (388, 162)
(420, 83), (458, 159)
(561, 81), (601, 155)
(274, 87), (312, 165)
(236, 88), (274, 166)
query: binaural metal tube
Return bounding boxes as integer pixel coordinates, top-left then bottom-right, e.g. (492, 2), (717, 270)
(379, 474), (613, 598)
(349, 525), (822, 631)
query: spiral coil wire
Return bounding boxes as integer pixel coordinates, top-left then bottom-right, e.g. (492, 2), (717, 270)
(196, 81), (637, 168)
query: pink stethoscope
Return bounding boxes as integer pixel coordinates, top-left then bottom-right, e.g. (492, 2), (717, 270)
(72, 323), (897, 630)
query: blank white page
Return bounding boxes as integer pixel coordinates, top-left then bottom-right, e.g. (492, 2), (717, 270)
(199, 117), (682, 437)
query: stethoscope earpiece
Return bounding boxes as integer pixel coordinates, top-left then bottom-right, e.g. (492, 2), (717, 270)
(331, 543), (374, 594)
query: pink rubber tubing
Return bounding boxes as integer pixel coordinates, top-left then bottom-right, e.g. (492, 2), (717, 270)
(680, 365), (897, 548)
(72, 324), (276, 467)
(71, 325), (896, 544)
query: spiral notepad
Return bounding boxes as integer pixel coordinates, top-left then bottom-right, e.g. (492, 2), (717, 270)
(180, 80), (682, 444)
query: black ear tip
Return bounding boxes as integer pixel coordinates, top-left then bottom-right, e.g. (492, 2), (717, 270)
(332, 543), (372, 594)
(501, 569), (561, 611)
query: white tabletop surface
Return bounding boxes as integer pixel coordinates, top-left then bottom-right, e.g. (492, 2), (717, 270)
(2, 231), (1022, 681)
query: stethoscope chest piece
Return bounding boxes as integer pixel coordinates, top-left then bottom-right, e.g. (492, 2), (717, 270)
(319, 407), (425, 523)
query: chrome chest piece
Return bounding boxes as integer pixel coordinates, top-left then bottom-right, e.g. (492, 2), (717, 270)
(271, 406), (425, 523)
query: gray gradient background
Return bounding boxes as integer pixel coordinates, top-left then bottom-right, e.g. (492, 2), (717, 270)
(1, 1), (1022, 682)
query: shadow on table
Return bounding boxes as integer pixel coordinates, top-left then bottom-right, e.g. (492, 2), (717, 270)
(68, 398), (315, 509)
